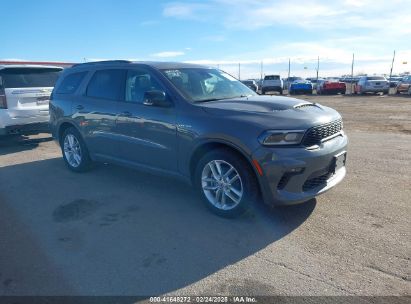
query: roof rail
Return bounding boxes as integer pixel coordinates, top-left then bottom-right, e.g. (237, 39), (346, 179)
(71, 60), (132, 68)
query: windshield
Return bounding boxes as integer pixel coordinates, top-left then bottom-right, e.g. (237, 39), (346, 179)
(0, 68), (62, 88)
(162, 68), (256, 102)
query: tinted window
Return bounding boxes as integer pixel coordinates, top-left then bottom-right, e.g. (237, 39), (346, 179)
(86, 69), (126, 100)
(0, 68), (62, 88)
(56, 71), (87, 94)
(264, 75), (280, 80)
(125, 69), (163, 103)
(367, 76), (385, 81)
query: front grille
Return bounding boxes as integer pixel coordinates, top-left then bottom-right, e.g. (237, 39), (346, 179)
(302, 119), (343, 147)
(303, 172), (332, 191)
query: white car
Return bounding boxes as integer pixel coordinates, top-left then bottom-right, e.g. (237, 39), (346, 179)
(356, 76), (389, 94)
(0, 65), (63, 136)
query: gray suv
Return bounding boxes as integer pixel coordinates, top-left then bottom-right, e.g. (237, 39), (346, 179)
(50, 61), (347, 217)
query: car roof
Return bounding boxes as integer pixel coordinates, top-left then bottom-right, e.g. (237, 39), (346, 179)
(0, 64), (63, 70)
(69, 60), (211, 70)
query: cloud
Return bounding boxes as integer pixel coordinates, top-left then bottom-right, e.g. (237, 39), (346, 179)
(163, 2), (210, 20)
(151, 51), (185, 58)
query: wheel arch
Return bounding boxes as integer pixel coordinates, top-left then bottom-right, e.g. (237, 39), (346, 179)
(57, 121), (81, 146)
(189, 140), (262, 196)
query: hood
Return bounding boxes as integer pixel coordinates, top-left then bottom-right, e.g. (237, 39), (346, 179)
(197, 95), (341, 130)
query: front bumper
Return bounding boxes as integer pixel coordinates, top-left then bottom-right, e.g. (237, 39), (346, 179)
(252, 133), (348, 206)
(290, 85), (312, 93)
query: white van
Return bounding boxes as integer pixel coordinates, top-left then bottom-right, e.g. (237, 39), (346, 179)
(0, 65), (63, 135)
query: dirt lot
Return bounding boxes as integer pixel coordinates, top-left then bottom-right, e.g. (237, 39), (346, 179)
(0, 95), (410, 298)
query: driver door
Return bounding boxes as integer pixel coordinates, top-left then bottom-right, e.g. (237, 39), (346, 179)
(115, 68), (178, 171)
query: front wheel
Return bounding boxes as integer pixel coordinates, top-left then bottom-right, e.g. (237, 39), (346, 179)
(61, 127), (92, 172)
(194, 149), (258, 218)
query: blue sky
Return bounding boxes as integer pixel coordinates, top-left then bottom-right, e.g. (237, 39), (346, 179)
(1, 0), (410, 78)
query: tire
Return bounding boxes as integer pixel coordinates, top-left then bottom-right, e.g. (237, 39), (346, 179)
(278, 89), (283, 95)
(194, 148), (258, 218)
(61, 127), (92, 172)
(261, 89), (266, 95)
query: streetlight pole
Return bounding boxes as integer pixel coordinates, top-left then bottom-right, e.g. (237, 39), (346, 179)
(388, 50), (396, 95)
(351, 53), (355, 94)
(288, 58), (291, 79)
(260, 61), (263, 82)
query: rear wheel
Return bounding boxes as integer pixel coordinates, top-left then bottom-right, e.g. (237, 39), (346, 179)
(61, 127), (92, 172)
(194, 149), (258, 218)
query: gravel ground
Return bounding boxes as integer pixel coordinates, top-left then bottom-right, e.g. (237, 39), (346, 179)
(0, 95), (410, 298)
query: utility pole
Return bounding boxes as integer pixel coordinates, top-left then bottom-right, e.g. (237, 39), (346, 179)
(238, 62), (241, 80)
(389, 50), (396, 95)
(316, 56), (319, 82)
(351, 53), (355, 94)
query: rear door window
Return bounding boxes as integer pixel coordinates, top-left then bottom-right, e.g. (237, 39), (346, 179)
(55, 71), (87, 94)
(0, 68), (62, 88)
(86, 69), (126, 100)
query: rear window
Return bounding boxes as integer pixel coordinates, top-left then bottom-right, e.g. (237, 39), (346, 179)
(55, 71), (87, 94)
(86, 69), (126, 100)
(264, 75), (280, 80)
(0, 68), (62, 88)
(367, 76), (385, 81)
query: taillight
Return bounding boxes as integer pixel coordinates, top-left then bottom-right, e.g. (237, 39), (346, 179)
(0, 88), (7, 109)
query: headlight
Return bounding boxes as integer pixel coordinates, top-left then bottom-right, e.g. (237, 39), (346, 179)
(258, 130), (306, 146)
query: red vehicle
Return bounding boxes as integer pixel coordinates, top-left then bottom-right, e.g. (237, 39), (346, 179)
(316, 79), (346, 95)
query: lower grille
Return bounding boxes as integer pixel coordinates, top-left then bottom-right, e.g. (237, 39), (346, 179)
(277, 175), (289, 190)
(303, 172), (332, 191)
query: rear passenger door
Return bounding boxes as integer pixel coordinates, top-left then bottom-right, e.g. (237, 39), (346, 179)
(74, 69), (126, 158)
(115, 68), (177, 171)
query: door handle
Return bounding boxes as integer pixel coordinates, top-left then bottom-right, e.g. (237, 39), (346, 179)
(76, 105), (84, 110)
(120, 111), (132, 117)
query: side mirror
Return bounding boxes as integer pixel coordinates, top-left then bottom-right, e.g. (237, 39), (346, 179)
(143, 90), (172, 107)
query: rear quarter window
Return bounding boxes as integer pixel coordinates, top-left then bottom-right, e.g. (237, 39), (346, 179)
(55, 71), (87, 94)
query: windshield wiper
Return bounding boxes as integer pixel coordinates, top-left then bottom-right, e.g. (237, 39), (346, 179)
(195, 95), (252, 103)
(195, 98), (222, 103)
